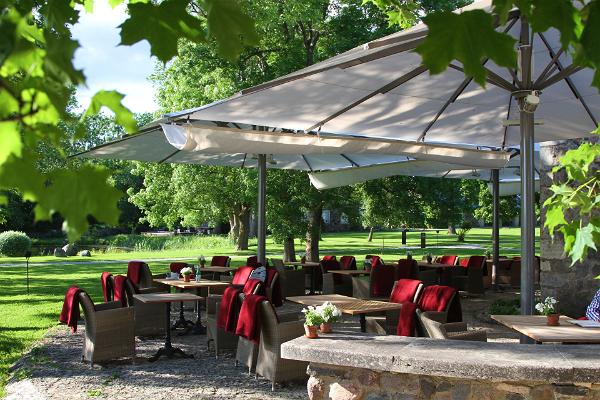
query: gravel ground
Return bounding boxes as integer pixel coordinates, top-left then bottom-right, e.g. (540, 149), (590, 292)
(5, 291), (520, 400)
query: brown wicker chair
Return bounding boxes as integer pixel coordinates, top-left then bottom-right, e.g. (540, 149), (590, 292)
(365, 280), (424, 335)
(451, 256), (486, 295)
(78, 292), (135, 365)
(417, 310), (487, 341)
(278, 269), (306, 298)
(255, 301), (307, 391)
(123, 279), (167, 337)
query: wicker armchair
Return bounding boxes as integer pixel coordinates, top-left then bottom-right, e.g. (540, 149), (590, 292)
(206, 295), (238, 358)
(78, 292), (135, 365)
(278, 269), (306, 298)
(451, 256), (486, 295)
(365, 280), (423, 335)
(256, 301), (307, 391)
(417, 310), (487, 341)
(124, 279), (167, 337)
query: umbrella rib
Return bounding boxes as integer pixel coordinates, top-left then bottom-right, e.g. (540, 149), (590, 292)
(448, 64), (515, 92)
(302, 155), (314, 171)
(536, 64), (584, 90)
(536, 33), (598, 126)
(241, 153), (247, 168)
(304, 65), (428, 132)
(533, 47), (564, 87)
(340, 154), (360, 167)
(158, 149), (180, 164)
(501, 92), (514, 149)
(241, 37), (426, 96)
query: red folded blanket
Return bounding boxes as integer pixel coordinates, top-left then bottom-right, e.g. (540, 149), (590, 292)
(59, 286), (84, 332)
(266, 268), (283, 307)
(113, 275), (128, 307)
(235, 294), (267, 344)
(101, 272), (113, 302)
(217, 285), (242, 333)
(390, 279), (422, 304)
(396, 285), (457, 337)
(127, 261), (145, 285)
(232, 266), (255, 285)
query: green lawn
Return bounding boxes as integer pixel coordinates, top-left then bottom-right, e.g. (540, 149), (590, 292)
(0, 228), (538, 395)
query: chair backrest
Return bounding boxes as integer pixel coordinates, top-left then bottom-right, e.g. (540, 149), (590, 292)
(466, 256), (486, 269)
(127, 261), (152, 287)
(247, 256), (260, 267)
(396, 259), (417, 280)
(170, 262), (189, 273)
(370, 263), (396, 298)
(390, 279), (423, 303)
(458, 258), (469, 267)
(211, 256), (231, 267)
(270, 259), (285, 271)
(320, 256), (340, 273)
(438, 255), (458, 266)
(417, 285), (457, 314)
(340, 256), (356, 270)
(242, 279), (263, 295)
(232, 266), (255, 285)
(78, 291), (95, 316)
(258, 300), (280, 348)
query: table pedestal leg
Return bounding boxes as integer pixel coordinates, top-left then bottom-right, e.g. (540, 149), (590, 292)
(149, 303), (194, 362)
(171, 300), (195, 331)
(191, 298), (206, 335)
(359, 315), (366, 333)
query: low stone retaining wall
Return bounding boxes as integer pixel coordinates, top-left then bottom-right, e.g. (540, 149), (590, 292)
(281, 332), (600, 400)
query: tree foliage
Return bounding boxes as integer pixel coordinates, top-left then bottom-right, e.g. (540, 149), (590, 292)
(0, 0), (257, 240)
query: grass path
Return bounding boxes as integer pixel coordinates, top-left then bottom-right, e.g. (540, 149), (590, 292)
(0, 228), (538, 396)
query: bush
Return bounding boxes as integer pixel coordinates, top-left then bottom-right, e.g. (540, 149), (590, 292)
(0, 231), (32, 257)
(489, 298), (520, 315)
(456, 221), (472, 242)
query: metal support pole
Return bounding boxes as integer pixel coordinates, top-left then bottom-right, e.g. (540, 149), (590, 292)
(491, 169), (500, 291)
(257, 154), (267, 266)
(518, 20), (536, 330)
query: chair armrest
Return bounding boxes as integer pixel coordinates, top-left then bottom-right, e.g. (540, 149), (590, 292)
(443, 322), (468, 332)
(446, 329), (487, 342)
(278, 320), (306, 342)
(94, 301), (122, 311)
(418, 310), (446, 323)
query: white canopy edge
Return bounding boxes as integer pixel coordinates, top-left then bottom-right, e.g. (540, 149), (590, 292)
(161, 124), (511, 168)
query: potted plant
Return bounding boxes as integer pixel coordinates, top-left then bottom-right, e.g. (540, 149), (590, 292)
(198, 255), (206, 268)
(535, 296), (559, 326)
(316, 302), (342, 333)
(302, 306), (323, 338)
(426, 252), (433, 264)
(181, 266), (193, 282)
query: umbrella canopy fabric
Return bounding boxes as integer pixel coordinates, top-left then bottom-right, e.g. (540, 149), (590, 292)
(80, 123), (511, 170)
(308, 151), (540, 196)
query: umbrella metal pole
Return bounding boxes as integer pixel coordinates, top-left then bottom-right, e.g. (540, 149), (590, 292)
(518, 20), (536, 341)
(491, 168), (500, 291)
(257, 154), (267, 266)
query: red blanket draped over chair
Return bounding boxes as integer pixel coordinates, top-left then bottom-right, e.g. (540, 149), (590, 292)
(371, 263), (396, 298)
(101, 272), (113, 302)
(170, 262), (188, 273)
(266, 268), (283, 307)
(390, 279), (422, 304)
(246, 256), (260, 267)
(59, 286), (84, 332)
(127, 261), (145, 285)
(340, 256), (356, 270)
(370, 255), (382, 268)
(113, 275), (129, 307)
(211, 256), (230, 267)
(232, 266), (255, 285)
(217, 279), (263, 333)
(396, 259), (417, 280)
(396, 285), (457, 337)
(438, 255), (458, 266)
(321, 256), (340, 272)
(235, 294), (268, 344)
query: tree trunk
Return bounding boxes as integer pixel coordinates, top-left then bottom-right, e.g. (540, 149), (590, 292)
(305, 205), (322, 262)
(447, 225), (456, 234)
(283, 237), (296, 262)
(229, 212), (239, 243)
(367, 227), (374, 242)
(236, 206), (250, 251)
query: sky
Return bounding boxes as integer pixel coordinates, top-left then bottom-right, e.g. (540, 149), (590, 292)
(71, 0), (158, 114)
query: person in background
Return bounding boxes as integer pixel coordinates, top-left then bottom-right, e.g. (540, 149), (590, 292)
(586, 288), (600, 321)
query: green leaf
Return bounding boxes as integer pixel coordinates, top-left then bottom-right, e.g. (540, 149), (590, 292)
(416, 10), (517, 86)
(41, 0), (80, 34)
(570, 223), (598, 265)
(492, 0), (514, 24)
(544, 203), (567, 236)
(580, 1), (600, 69)
(83, 90), (137, 133)
(119, 0), (205, 63)
(0, 121), (22, 165)
(201, 0), (259, 60)
(529, 0), (582, 49)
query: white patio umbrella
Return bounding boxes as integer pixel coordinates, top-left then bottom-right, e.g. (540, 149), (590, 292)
(81, 0), (598, 320)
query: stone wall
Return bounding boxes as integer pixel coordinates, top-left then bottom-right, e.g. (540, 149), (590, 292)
(307, 363), (600, 400)
(539, 139), (600, 317)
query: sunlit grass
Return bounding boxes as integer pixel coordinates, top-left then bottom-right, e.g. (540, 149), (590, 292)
(0, 228), (538, 395)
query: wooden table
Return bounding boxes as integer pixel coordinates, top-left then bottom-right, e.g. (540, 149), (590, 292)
(134, 293), (203, 361)
(491, 314), (600, 344)
(286, 261), (320, 294)
(154, 278), (230, 334)
(198, 266), (232, 274)
(287, 294), (402, 332)
(328, 270), (370, 276)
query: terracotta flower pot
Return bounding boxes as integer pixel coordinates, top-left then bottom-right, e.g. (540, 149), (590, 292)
(320, 323), (332, 333)
(304, 325), (318, 339)
(183, 275), (191, 282)
(547, 314), (560, 326)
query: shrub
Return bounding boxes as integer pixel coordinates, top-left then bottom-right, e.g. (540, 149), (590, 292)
(0, 231), (32, 257)
(489, 298), (520, 315)
(456, 221), (472, 242)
